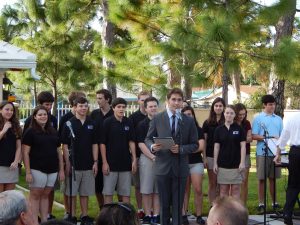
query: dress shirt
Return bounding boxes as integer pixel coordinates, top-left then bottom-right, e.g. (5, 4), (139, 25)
(277, 112), (300, 150)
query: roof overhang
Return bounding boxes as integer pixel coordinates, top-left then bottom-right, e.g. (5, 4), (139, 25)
(0, 41), (40, 79)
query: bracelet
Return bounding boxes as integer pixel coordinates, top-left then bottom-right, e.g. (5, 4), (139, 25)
(94, 160), (98, 164)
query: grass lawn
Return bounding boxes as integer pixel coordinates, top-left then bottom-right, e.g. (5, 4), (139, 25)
(17, 151), (290, 219)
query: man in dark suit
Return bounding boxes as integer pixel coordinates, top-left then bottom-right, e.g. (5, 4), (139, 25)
(145, 88), (198, 225)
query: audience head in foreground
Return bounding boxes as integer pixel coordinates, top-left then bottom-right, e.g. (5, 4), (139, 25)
(96, 203), (139, 225)
(0, 190), (36, 225)
(207, 196), (248, 225)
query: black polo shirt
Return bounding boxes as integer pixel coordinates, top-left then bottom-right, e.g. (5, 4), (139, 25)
(90, 108), (114, 143)
(23, 114), (58, 134)
(129, 109), (147, 158)
(22, 128), (60, 173)
(137, 117), (150, 144)
(101, 116), (135, 172)
(0, 129), (19, 167)
(58, 111), (75, 140)
(214, 123), (246, 169)
(189, 126), (205, 164)
(61, 116), (97, 170)
(202, 120), (223, 157)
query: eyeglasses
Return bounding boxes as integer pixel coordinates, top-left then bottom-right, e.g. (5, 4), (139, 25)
(103, 203), (132, 213)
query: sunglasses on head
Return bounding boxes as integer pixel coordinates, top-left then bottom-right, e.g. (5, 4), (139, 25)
(103, 202), (132, 213)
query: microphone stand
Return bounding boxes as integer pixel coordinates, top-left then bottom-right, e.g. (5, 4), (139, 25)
(68, 131), (76, 219)
(261, 127), (274, 225)
(177, 115), (183, 225)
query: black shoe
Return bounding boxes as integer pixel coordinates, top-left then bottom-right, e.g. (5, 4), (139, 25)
(182, 215), (189, 225)
(47, 214), (56, 221)
(196, 216), (205, 225)
(65, 215), (77, 225)
(284, 216), (293, 225)
(151, 215), (160, 224)
(272, 202), (281, 210)
(257, 204), (265, 213)
(80, 215), (94, 225)
(142, 216), (152, 224)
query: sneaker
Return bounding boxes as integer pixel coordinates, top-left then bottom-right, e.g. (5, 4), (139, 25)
(65, 216), (77, 225)
(182, 215), (189, 225)
(151, 215), (160, 224)
(138, 210), (146, 220)
(80, 215), (94, 225)
(142, 216), (152, 224)
(196, 216), (205, 225)
(272, 202), (281, 209)
(284, 215), (293, 225)
(63, 213), (70, 220)
(47, 214), (56, 220)
(257, 204), (265, 213)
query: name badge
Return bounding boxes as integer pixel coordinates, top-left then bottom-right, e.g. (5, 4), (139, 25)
(87, 125), (94, 130)
(233, 131), (239, 135)
(124, 126), (130, 131)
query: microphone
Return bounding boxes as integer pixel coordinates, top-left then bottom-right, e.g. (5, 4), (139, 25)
(66, 121), (75, 139)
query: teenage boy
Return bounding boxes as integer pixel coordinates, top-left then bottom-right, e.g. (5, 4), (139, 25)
(61, 96), (98, 225)
(137, 97), (160, 224)
(90, 89), (113, 209)
(23, 91), (57, 220)
(129, 91), (150, 218)
(58, 91), (86, 220)
(252, 94), (283, 212)
(145, 88), (198, 225)
(101, 97), (137, 204)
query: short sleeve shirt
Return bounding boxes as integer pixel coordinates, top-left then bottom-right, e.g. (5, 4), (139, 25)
(0, 129), (18, 167)
(241, 120), (251, 155)
(252, 112), (283, 156)
(58, 111), (74, 141)
(129, 110), (147, 158)
(61, 116), (97, 170)
(22, 128), (60, 173)
(202, 119), (223, 157)
(90, 108), (114, 144)
(101, 116), (135, 171)
(137, 117), (151, 144)
(214, 123), (246, 169)
(188, 126), (205, 164)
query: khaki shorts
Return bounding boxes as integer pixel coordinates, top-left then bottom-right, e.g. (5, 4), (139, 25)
(103, 171), (131, 196)
(217, 168), (243, 184)
(0, 166), (18, 184)
(30, 169), (57, 188)
(139, 154), (158, 194)
(189, 163), (204, 175)
(256, 156), (281, 180)
(65, 170), (95, 196)
(207, 157), (214, 170)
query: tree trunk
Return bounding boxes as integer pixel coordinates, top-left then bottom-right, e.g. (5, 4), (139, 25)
(222, 45), (229, 105)
(268, 1), (296, 117)
(166, 66), (178, 89)
(52, 80), (58, 117)
(101, 0), (117, 99)
(33, 80), (38, 106)
(221, 0), (230, 105)
(180, 9), (193, 100)
(232, 66), (241, 102)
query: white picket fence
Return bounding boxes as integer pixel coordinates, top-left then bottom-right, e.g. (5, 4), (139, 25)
(18, 102), (139, 127)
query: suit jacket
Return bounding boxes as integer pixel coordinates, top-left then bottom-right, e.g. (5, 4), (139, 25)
(145, 111), (198, 177)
